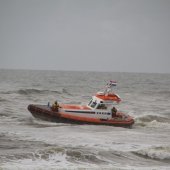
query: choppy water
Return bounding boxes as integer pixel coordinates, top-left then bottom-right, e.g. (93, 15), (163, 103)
(0, 69), (170, 170)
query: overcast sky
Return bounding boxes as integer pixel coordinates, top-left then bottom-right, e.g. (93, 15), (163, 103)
(0, 0), (170, 73)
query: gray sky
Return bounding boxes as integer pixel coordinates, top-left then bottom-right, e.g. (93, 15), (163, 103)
(0, 0), (170, 73)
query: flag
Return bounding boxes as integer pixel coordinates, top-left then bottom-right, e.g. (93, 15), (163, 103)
(108, 80), (117, 87)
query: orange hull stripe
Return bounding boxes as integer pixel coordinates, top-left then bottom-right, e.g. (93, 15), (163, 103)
(59, 112), (133, 124)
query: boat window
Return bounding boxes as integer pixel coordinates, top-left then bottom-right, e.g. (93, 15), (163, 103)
(96, 104), (107, 110)
(91, 101), (97, 108)
(88, 99), (93, 106)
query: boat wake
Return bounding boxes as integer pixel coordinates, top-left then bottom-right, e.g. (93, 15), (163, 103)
(22, 117), (71, 128)
(134, 114), (170, 128)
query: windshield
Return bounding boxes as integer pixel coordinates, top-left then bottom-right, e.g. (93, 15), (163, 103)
(91, 101), (97, 108)
(96, 103), (107, 109)
(88, 99), (92, 106)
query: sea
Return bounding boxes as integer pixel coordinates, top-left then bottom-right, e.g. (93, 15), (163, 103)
(0, 69), (170, 170)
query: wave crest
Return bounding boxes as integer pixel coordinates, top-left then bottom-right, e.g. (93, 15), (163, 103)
(133, 146), (170, 161)
(18, 89), (44, 95)
(1, 89), (63, 95)
(135, 114), (170, 128)
(0, 97), (8, 102)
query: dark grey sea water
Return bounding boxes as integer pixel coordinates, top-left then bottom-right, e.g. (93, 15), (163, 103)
(0, 69), (170, 170)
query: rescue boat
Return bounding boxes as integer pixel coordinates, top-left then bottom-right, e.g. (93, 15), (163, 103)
(27, 81), (134, 127)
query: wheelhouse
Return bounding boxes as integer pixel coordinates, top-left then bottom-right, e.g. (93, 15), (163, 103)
(87, 96), (116, 111)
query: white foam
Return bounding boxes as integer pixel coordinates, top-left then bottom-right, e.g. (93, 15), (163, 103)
(134, 113), (170, 129)
(146, 120), (170, 129)
(135, 146), (170, 160)
(1, 153), (70, 170)
(0, 153), (114, 170)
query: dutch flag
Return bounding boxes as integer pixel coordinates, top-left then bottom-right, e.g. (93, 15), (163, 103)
(108, 80), (117, 87)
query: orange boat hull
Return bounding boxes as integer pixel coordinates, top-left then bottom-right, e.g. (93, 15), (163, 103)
(28, 104), (134, 127)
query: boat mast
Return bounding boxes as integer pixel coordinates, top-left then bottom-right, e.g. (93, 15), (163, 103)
(104, 81), (117, 95)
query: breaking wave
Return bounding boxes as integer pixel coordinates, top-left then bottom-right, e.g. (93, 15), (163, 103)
(0, 146), (109, 169)
(133, 146), (170, 161)
(135, 114), (170, 128)
(136, 115), (170, 123)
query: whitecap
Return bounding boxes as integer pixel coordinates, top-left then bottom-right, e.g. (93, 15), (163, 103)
(133, 146), (170, 161)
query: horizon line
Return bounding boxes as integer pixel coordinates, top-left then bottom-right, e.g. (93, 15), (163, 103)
(0, 67), (169, 75)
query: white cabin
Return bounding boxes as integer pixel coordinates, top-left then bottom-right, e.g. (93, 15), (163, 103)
(87, 91), (121, 119)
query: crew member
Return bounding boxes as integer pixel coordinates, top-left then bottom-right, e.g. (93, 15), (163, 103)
(51, 100), (60, 112)
(111, 107), (117, 117)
